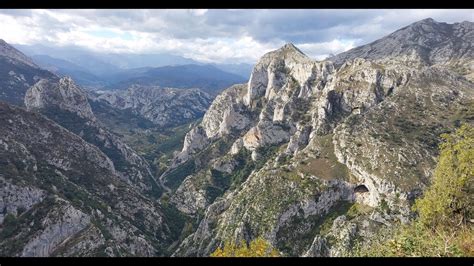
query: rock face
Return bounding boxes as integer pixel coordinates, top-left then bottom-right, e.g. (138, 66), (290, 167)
(91, 85), (212, 127)
(24, 77), (157, 194)
(21, 200), (91, 257)
(0, 102), (170, 256)
(174, 84), (250, 164)
(0, 39), (56, 106)
(0, 177), (46, 224)
(25, 77), (95, 120)
(329, 18), (474, 81)
(171, 18), (474, 257)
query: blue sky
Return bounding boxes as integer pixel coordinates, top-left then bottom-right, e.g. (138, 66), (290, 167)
(0, 9), (472, 63)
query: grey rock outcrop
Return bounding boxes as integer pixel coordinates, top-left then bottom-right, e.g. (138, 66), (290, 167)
(92, 85), (212, 127)
(0, 177), (46, 224)
(21, 200), (91, 257)
(25, 77), (96, 120)
(329, 19), (474, 80)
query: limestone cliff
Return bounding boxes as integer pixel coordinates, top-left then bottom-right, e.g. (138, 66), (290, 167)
(171, 19), (474, 257)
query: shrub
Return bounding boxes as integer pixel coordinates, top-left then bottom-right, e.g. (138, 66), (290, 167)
(414, 124), (473, 227)
(211, 237), (280, 257)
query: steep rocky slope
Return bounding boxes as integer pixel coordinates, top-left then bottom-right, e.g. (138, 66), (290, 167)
(329, 18), (474, 81)
(0, 102), (171, 256)
(168, 19), (473, 256)
(24, 77), (159, 196)
(0, 39), (56, 106)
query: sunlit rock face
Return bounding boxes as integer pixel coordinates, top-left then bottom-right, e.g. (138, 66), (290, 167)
(171, 19), (474, 257)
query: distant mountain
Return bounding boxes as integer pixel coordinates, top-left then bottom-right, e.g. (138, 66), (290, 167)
(16, 44), (253, 91)
(109, 64), (247, 95)
(1, 17), (473, 258)
(15, 44), (121, 76)
(211, 63), (253, 79)
(0, 39), (57, 106)
(101, 53), (200, 69)
(16, 44), (201, 68)
(30, 54), (106, 88)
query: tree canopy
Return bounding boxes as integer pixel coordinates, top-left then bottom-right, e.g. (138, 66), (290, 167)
(211, 237), (280, 257)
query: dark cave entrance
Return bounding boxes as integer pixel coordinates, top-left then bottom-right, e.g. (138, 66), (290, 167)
(354, 184), (369, 193)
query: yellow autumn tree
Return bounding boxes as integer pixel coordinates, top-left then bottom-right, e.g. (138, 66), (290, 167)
(414, 123), (474, 227)
(211, 237), (280, 257)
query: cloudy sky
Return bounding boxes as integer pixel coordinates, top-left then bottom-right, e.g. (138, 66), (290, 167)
(1, 9), (472, 63)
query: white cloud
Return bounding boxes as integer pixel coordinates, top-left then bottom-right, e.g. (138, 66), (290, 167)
(298, 39), (357, 60)
(189, 9), (208, 16)
(0, 9), (472, 63)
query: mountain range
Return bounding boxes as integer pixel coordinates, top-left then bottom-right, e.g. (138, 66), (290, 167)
(0, 18), (472, 257)
(15, 44), (252, 93)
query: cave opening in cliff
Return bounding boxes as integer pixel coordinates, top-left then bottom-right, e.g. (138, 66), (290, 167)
(354, 184), (369, 193)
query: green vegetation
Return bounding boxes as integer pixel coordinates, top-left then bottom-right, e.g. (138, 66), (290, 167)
(275, 201), (371, 256)
(354, 124), (474, 257)
(296, 134), (350, 181)
(41, 107), (131, 172)
(164, 159), (196, 191)
(160, 200), (188, 241)
(211, 237), (280, 257)
(0, 214), (18, 239)
(35, 163), (111, 216)
(414, 124), (473, 227)
(0, 196), (55, 256)
(92, 99), (200, 178)
(131, 121), (196, 167)
(206, 146), (279, 202)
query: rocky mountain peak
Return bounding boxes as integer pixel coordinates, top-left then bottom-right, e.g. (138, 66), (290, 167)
(416, 17), (436, 24)
(268, 42), (310, 62)
(25, 76), (96, 121)
(329, 18), (474, 77)
(0, 39), (39, 68)
(243, 42), (330, 107)
(396, 17), (444, 35)
(280, 42), (306, 55)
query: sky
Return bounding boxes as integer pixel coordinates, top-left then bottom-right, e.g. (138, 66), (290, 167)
(0, 9), (472, 64)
